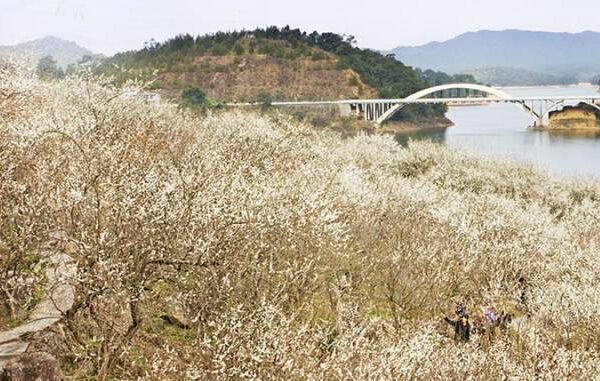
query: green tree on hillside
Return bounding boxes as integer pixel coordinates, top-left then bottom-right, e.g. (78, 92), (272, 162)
(415, 68), (478, 87)
(181, 87), (208, 107)
(255, 91), (274, 106)
(36, 56), (64, 81)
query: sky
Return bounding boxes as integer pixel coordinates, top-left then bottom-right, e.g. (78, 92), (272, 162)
(1, 0), (599, 55)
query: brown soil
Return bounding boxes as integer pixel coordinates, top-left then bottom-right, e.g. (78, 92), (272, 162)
(156, 54), (378, 102)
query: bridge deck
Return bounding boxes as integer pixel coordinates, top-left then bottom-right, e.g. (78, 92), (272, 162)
(228, 95), (600, 107)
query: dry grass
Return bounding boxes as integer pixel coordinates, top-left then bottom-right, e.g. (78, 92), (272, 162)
(3, 61), (600, 380)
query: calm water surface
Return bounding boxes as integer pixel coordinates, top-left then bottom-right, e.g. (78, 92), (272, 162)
(396, 85), (600, 178)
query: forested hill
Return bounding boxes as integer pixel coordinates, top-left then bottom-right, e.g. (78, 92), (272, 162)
(391, 30), (600, 86)
(96, 27), (474, 119)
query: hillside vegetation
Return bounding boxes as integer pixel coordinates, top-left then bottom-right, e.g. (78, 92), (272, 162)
(466, 66), (578, 87)
(96, 27), (466, 120)
(102, 35), (376, 101)
(3, 61), (600, 380)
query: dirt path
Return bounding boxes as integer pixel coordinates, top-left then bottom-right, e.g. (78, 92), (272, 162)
(0, 233), (76, 370)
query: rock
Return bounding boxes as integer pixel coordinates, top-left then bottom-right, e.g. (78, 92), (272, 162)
(1, 353), (62, 381)
(61, 242), (78, 256)
(160, 314), (191, 330)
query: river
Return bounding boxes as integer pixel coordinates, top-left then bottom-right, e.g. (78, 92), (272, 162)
(396, 85), (600, 178)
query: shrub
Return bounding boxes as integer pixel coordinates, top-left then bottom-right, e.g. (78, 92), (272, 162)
(254, 90), (274, 105)
(211, 43), (230, 56)
(257, 42), (276, 55)
(348, 75), (361, 87)
(336, 60), (349, 70)
(248, 40), (257, 54)
(181, 87), (207, 106)
(311, 51), (327, 61)
(233, 43), (245, 55)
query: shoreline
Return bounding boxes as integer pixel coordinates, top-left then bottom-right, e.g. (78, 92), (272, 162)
(376, 117), (454, 134)
(327, 115), (453, 136)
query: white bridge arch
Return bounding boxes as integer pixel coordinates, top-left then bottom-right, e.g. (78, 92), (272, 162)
(375, 83), (537, 124)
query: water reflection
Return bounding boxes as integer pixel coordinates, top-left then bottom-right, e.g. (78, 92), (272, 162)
(395, 127), (447, 147)
(544, 129), (600, 141)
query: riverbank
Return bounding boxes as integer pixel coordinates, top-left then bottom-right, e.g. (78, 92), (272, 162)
(376, 116), (453, 134)
(329, 117), (452, 138)
(273, 106), (454, 136)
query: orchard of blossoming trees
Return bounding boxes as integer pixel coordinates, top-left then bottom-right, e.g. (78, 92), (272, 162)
(2, 60), (600, 380)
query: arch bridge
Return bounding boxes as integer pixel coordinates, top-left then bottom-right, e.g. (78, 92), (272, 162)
(249, 83), (600, 127)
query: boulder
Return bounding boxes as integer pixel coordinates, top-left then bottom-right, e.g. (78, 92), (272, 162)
(1, 353), (62, 381)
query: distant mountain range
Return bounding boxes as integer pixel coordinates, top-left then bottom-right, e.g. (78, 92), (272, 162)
(391, 30), (600, 86)
(0, 36), (94, 68)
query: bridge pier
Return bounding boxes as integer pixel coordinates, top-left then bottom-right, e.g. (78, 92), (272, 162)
(338, 104), (352, 118)
(352, 103), (396, 124)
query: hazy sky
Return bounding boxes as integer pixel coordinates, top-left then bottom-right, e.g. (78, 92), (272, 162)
(1, 0), (599, 55)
